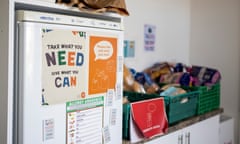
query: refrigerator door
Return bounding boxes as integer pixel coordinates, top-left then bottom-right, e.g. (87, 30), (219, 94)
(16, 11), (123, 144)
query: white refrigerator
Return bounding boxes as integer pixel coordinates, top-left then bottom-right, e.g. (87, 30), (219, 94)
(15, 10), (124, 144)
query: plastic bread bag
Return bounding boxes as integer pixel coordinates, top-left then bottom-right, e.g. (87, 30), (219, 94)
(123, 64), (146, 93)
(143, 62), (172, 82)
(55, 0), (129, 16)
(123, 64), (134, 88)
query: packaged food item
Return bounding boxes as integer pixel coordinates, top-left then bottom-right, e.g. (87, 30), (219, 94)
(132, 81), (146, 93)
(123, 64), (135, 89)
(173, 63), (184, 72)
(160, 86), (186, 96)
(134, 72), (146, 85)
(189, 66), (221, 86)
(123, 64), (145, 93)
(160, 83), (181, 91)
(159, 72), (191, 86)
(122, 96), (129, 104)
(143, 62), (172, 82)
(134, 72), (160, 94)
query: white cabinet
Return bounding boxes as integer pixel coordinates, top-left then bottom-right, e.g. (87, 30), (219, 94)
(145, 115), (220, 144)
(145, 130), (180, 144)
(219, 115), (234, 144)
(183, 115), (220, 144)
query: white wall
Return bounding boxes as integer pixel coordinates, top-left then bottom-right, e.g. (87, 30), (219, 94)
(124, 0), (191, 71)
(0, 0), (11, 144)
(124, 0), (240, 144)
(190, 0), (240, 143)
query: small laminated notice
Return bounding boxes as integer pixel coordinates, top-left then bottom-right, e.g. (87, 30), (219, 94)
(66, 97), (104, 144)
(102, 126), (111, 143)
(42, 119), (54, 141)
(110, 108), (117, 126)
(118, 56), (123, 72)
(106, 89), (114, 107)
(115, 83), (122, 100)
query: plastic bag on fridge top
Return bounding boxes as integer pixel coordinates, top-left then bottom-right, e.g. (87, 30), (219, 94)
(56, 0), (129, 16)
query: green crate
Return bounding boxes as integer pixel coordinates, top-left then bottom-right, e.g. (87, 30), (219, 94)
(123, 103), (130, 140)
(162, 90), (198, 125)
(191, 83), (220, 115)
(123, 91), (166, 103)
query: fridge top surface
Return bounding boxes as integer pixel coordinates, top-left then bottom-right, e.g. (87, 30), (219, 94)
(16, 10), (123, 30)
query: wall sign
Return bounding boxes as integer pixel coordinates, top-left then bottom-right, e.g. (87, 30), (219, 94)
(144, 24), (156, 51)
